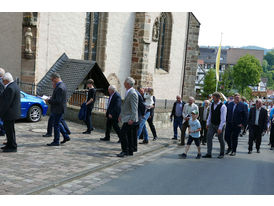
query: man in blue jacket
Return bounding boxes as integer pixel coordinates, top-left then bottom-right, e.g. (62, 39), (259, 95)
(225, 93), (248, 156)
(100, 85), (122, 142)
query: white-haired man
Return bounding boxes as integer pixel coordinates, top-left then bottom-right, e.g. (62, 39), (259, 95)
(100, 85), (122, 142)
(0, 72), (21, 152)
(180, 96), (199, 145)
(117, 77), (138, 157)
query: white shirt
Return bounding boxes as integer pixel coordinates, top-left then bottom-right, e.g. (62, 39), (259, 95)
(255, 107), (261, 126)
(207, 100), (227, 130)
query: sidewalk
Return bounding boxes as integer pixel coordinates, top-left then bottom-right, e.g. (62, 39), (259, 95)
(0, 116), (175, 194)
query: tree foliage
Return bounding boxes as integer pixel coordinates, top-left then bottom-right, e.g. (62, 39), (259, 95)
(202, 68), (216, 98)
(262, 50), (274, 90)
(219, 66), (235, 97)
(232, 54), (262, 94)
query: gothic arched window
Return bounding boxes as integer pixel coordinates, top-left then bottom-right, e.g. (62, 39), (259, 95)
(84, 12), (108, 71)
(155, 12), (172, 72)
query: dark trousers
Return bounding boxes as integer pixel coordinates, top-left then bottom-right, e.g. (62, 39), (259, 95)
(132, 124), (138, 152)
(120, 123), (135, 154)
(200, 120), (207, 144)
(52, 113), (69, 143)
(147, 115), (157, 138)
(105, 117), (121, 140)
(0, 119), (5, 135)
(173, 116), (182, 138)
(270, 123), (274, 147)
(181, 121), (189, 145)
(3, 120), (17, 149)
(47, 114), (71, 135)
(85, 107), (93, 132)
(248, 125), (263, 151)
(224, 123), (242, 152)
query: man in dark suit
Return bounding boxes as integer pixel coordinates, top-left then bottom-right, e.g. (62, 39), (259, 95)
(46, 72), (70, 146)
(198, 100), (210, 145)
(170, 95), (185, 140)
(0, 72), (21, 152)
(248, 99), (268, 153)
(100, 85), (122, 142)
(225, 93), (248, 156)
(0, 68), (6, 136)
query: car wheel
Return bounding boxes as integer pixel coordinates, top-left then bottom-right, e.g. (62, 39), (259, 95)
(27, 105), (42, 122)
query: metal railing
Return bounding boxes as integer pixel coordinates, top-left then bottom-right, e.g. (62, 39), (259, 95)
(16, 80), (181, 112)
(17, 80), (108, 112)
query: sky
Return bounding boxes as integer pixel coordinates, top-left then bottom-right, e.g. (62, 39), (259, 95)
(3, 0), (274, 50)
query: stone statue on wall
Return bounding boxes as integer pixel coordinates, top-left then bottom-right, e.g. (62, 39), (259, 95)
(25, 27), (33, 54)
(152, 17), (160, 42)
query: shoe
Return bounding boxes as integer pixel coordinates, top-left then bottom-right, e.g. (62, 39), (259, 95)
(139, 140), (148, 144)
(257, 150), (260, 153)
(117, 152), (128, 157)
(196, 153), (201, 159)
(248, 151), (252, 154)
(61, 138), (70, 144)
(239, 134), (243, 137)
(1, 146), (8, 150)
(2, 148), (17, 152)
(47, 142), (60, 146)
(82, 131), (91, 134)
(270, 147), (274, 150)
(128, 152), (133, 156)
(171, 137), (178, 140)
(230, 152), (236, 156)
(225, 148), (232, 155)
(42, 134), (52, 137)
(100, 137), (110, 141)
(67, 131), (71, 135)
(153, 137), (158, 141)
(202, 154), (212, 158)
(217, 154), (224, 159)
(90, 128), (94, 131)
(178, 153), (187, 159)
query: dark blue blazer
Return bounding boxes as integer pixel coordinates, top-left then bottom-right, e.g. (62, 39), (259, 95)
(48, 81), (67, 114)
(226, 101), (248, 126)
(0, 81), (21, 121)
(106, 92), (121, 120)
(0, 78), (4, 94)
(136, 90), (146, 119)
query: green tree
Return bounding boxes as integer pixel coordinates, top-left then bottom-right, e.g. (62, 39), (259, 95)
(232, 54), (262, 94)
(202, 68), (216, 98)
(219, 66), (235, 97)
(262, 59), (269, 72)
(264, 50), (274, 68)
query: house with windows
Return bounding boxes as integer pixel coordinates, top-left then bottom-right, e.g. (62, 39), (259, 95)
(0, 12), (200, 101)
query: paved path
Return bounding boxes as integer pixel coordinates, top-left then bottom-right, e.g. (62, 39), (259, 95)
(1, 116), (273, 195)
(85, 134), (274, 195)
(0, 117), (173, 194)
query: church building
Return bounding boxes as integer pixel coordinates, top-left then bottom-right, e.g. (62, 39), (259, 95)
(0, 12), (200, 101)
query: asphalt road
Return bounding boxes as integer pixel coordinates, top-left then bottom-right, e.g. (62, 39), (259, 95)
(86, 135), (274, 195)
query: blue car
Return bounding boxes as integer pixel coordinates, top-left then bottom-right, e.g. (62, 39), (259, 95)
(20, 91), (48, 122)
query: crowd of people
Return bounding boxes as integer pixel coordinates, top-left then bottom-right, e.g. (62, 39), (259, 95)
(0, 67), (273, 159)
(173, 92), (274, 159)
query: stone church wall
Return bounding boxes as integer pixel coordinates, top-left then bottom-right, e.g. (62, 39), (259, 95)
(0, 12), (22, 79)
(35, 12), (86, 83)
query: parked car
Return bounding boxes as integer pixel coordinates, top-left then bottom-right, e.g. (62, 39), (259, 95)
(20, 91), (48, 122)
